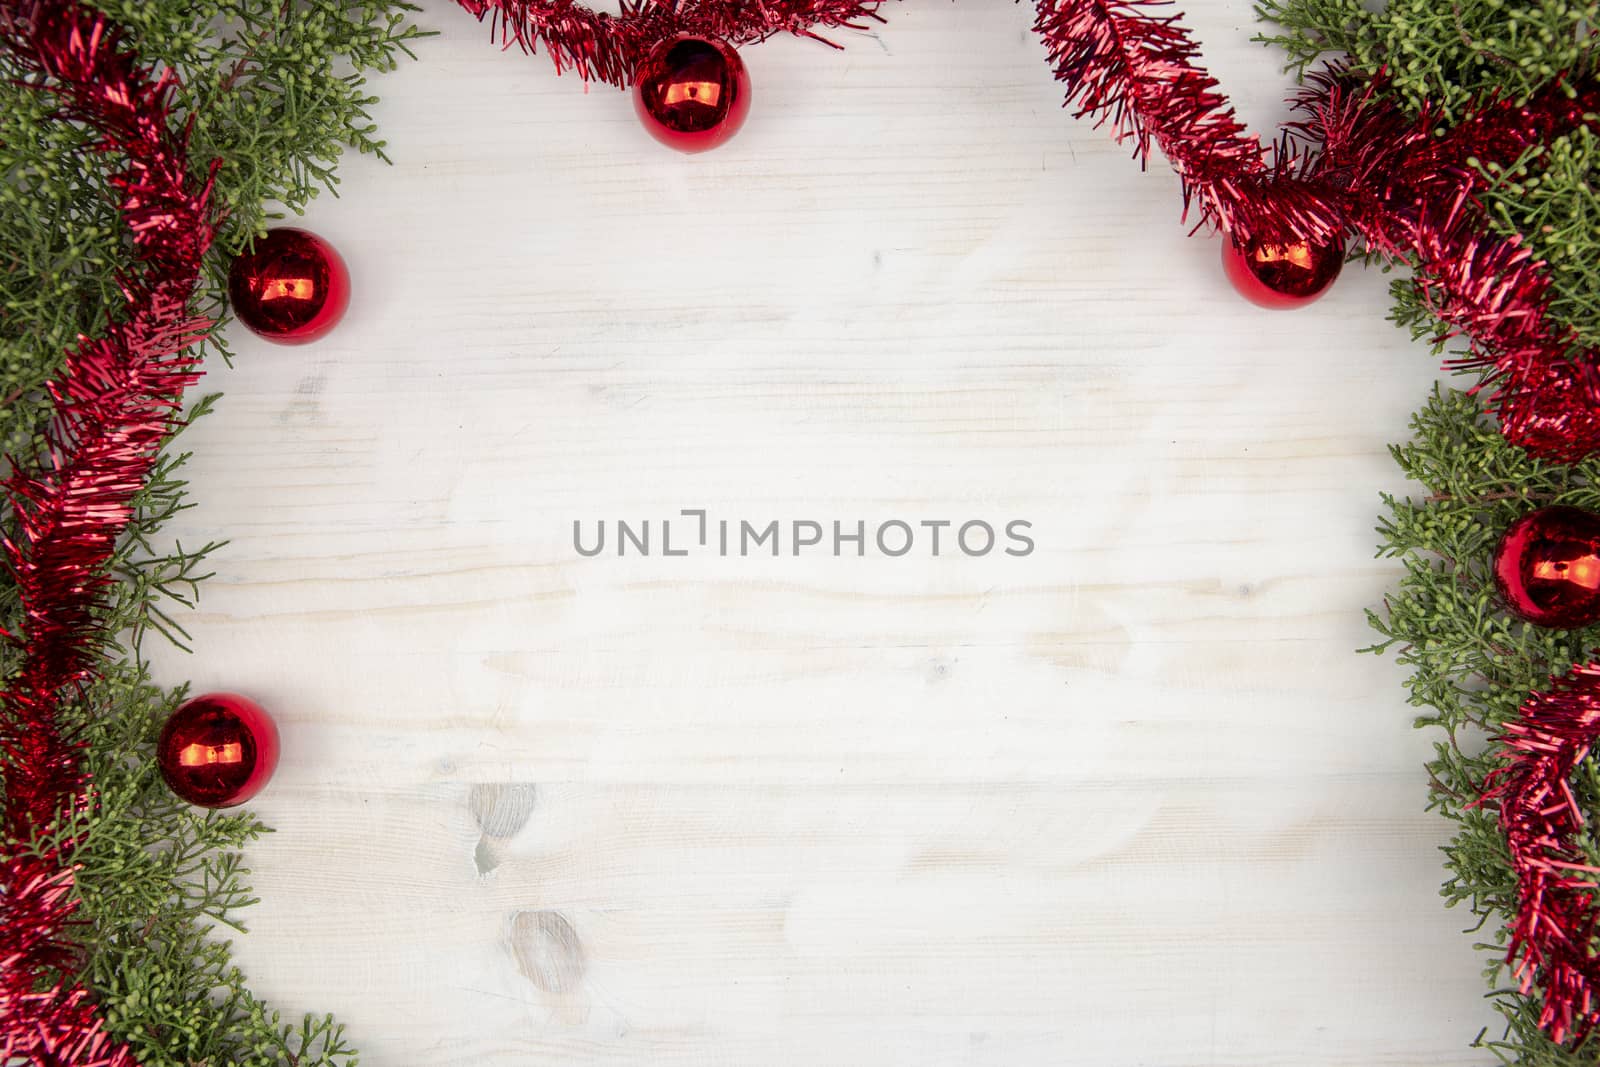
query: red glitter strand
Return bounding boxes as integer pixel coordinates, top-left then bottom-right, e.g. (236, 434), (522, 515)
(453, 0), (890, 88)
(1482, 665), (1600, 1045)
(0, 0), (216, 1061)
(1030, 0), (1600, 464)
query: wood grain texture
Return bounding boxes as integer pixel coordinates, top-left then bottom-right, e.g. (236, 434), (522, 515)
(144, 2), (1498, 1063)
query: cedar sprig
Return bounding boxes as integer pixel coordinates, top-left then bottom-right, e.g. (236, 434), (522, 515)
(1254, 0), (1598, 118)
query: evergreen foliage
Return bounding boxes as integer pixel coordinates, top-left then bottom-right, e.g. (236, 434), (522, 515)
(1259, 3), (1600, 1060)
(0, 0), (422, 1061)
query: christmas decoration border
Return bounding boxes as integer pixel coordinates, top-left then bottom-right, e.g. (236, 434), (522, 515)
(2, 0), (1599, 1062)
(0, 0), (216, 1060)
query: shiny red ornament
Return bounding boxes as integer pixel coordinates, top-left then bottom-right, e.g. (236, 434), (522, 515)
(227, 227), (350, 343)
(1494, 506), (1600, 629)
(1220, 230), (1344, 309)
(632, 35), (750, 153)
(157, 694), (280, 808)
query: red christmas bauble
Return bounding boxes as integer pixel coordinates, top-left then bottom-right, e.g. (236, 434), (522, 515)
(156, 693), (280, 808)
(632, 35), (750, 153)
(1495, 506), (1600, 629)
(227, 227), (350, 343)
(1220, 230), (1344, 309)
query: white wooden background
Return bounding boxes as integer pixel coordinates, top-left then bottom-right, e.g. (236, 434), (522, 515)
(145, 2), (1502, 1063)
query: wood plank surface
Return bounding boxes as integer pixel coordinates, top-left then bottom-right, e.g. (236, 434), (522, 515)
(145, 2), (1497, 1063)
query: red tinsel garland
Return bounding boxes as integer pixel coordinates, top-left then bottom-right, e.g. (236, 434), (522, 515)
(0, 0), (216, 1061)
(1482, 665), (1600, 1045)
(454, 0), (891, 87)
